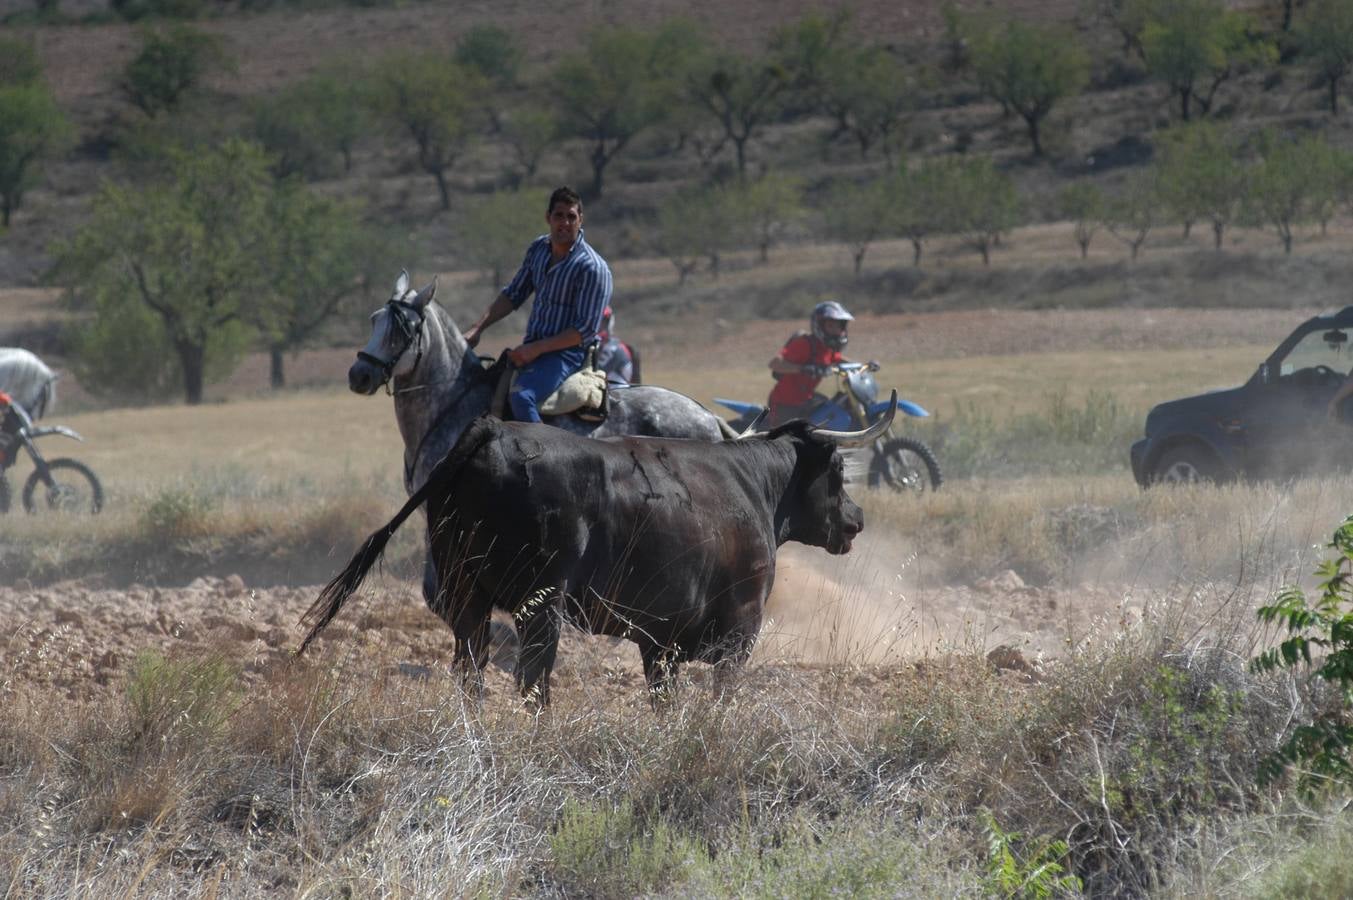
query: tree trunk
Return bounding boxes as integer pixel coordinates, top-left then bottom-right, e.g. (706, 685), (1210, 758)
(733, 136), (749, 180)
(433, 169), (451, 211)
(1079, 239), (1089, 259)
(270, 346), (285, 390)
(178, 342), (206, 405)
(1025, 114), (1043, 157)
(911, 238), (923, 267)
(1213, 220), (1224, 250)
(853, 247), (866, 276)
(1182, 220), (1192, 239)
(1332, 77), (1341, 116)
(1179, 87), (1192, 121)
(590, 141), (608, 202)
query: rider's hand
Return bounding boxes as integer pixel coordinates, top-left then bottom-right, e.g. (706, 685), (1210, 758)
(464, 327), (482, 349)
(508, 344), (536, 367)
(867, 359), (880, 371)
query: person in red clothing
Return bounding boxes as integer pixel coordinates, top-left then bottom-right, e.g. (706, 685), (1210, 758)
(766, 300), (854, 427)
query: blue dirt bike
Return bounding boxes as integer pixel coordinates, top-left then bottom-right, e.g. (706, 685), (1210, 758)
(715, 361), (942, 492)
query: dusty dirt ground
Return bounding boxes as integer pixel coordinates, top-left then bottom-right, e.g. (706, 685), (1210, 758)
(0, 528), (1142, 702)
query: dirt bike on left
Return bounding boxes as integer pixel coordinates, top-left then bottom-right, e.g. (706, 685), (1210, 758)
(0, 402), (103, 515)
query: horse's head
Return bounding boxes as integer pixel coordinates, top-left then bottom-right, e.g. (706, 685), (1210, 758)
(350, 270), (438, 395)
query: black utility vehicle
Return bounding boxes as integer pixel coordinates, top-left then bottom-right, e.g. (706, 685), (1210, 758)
(1131, 306), (1353, 486)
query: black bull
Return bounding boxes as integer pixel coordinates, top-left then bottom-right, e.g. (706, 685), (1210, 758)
(300, 399), (895, 703)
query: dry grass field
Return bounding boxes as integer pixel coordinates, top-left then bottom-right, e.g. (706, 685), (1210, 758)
(8, 0), (1353, 892)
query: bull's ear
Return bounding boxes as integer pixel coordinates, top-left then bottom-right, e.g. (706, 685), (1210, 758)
(394, 269), (410, 298)
(412, 276), (438, 309)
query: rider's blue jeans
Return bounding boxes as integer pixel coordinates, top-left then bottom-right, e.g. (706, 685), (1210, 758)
(510, 346), (586, 423)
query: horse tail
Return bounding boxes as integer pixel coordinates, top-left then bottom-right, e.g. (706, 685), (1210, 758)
(298, 416), (502, 654)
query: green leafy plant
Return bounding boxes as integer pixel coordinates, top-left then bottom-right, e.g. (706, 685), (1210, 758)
(548, 797), (705, 899)
(125, 649), (241, 745)
(982, 808), (1082, 899)
(138, 487), (217, 542)
(1253, 514), (1353, 791)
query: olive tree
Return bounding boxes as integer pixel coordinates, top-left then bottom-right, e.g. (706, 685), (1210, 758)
(821, 177), (892, 276)
(0, 37), (42, 88)
(967, 18), (1090, 156)
(1154, 121), (1247, 248)
(1105, 171), (1161, 260)
(553, 26), (679, 202)
(656, 188), (737, 284)
(252, 185), (386, 389)
(682, 49), (789, 181)
(0, 82), (70, 228)
(727, 174), (804, 263)
(458, 188), (551, 286)
(1141, 0), (1274, 120)
(373, 53), (486, 211)
(1057, 182), (1106, 258)
(818, 46), (916, 164)
(942, 157), (1021, 266)
(56, 140), (368, 402)
(1245, 131), (1336, 253)
(891, 159), (950, 266)
(252, 66), (370, 179)
(1297, 0), (1353, 114)
(55, 140), (274, 403)
(120, 26), (230, 118)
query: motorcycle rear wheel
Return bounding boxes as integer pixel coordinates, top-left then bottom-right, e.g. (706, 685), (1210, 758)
(868, 438), (943, 493)
(23, 458), (104, 514)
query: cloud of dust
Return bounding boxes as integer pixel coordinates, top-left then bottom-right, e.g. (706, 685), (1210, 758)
(754, 532), (937, 666)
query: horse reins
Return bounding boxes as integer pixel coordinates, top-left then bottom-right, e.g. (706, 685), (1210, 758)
(357, 298), (427, 394)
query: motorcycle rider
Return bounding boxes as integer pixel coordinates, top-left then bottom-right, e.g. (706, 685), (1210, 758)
(0, 391), (32, 457)
(766, 300), (855, 427)
(595, 306), (639, 385)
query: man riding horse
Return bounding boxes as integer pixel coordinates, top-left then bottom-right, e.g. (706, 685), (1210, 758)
(463, 186), (609, 423)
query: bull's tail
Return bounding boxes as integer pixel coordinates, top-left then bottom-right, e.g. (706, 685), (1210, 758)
(297, 417), (501, 654)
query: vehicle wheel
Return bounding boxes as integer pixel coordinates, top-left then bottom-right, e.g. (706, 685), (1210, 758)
(0, 474), (9, 514)
(23, 459), (104, 514)
(869, 438), (943, 492)
(1151, 446), (1222, 486)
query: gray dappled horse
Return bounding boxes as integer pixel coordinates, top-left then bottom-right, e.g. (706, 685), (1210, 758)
(349, 271), (734, 607)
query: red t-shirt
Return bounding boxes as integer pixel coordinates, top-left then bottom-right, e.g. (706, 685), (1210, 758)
(768, 334), (843, 407)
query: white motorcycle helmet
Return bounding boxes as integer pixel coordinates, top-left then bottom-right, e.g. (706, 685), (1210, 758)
(810, 300), (853, 350)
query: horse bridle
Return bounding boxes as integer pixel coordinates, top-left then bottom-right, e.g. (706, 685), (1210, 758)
(357, 298), (426, 391)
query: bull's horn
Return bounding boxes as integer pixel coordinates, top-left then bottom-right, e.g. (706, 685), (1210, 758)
(815, 391), (897, 445)
(736, 409), (768, 439)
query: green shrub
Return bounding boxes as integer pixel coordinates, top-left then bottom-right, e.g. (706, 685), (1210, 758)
(982, 809), (1082, 899)
(1253, 514), (1353, 792)
(124, 649), (241, 745)
(137, 487), (217, 542)
(548, 797), (706, 899)
(683, 815), (951, 898)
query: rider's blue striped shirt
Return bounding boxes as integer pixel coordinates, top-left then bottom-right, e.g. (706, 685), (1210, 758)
(502, 230), (612, 347)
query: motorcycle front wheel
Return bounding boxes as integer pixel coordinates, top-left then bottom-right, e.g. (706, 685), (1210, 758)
(23, 459), (104, 514)
(868, 438), (943, 493)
